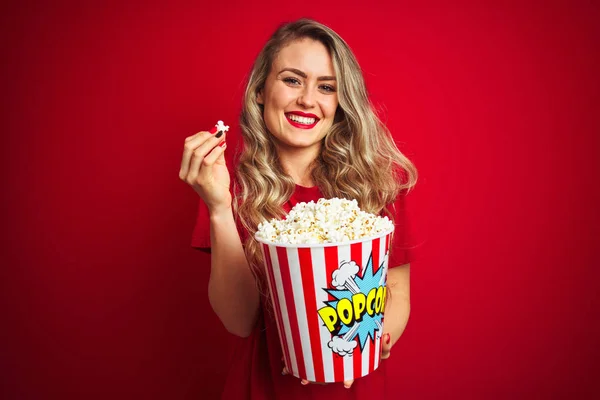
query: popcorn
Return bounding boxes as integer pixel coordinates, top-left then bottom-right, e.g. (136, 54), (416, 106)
(215, 120), (229, 133)
(256, 198), (393, 244)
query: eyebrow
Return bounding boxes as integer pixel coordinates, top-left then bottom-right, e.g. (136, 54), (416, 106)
(278, 67), (336, 81)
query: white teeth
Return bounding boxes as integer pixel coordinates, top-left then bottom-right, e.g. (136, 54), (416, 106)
(287, 114), (316, 125)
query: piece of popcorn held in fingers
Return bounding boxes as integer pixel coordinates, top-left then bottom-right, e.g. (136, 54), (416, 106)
(215, 120), (229, 134)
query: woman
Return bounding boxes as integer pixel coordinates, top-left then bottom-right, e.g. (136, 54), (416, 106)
(179, 18), (416, 399)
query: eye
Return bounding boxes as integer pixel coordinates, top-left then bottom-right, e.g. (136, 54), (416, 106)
(283, 77), (301, 86)
(320, 84), (336, 93)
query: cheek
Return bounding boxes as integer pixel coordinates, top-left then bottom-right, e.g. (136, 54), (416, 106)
(324, 99), (339, 118)
(265, 85), (294, 110)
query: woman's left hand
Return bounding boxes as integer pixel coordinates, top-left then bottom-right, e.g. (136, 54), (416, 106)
(284, 332), (393, 389)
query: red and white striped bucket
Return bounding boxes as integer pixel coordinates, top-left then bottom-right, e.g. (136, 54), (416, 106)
(256, 228), (393, 383)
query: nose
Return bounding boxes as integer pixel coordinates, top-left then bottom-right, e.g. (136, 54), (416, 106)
(297, 87), (315, 108)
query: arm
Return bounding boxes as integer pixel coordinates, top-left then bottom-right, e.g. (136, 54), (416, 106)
(207, 210), (260, 337)
(382, 263), (410, 357)
(180, 126), (260, 338)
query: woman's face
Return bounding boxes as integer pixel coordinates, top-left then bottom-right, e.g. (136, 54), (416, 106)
(258, 38), (339, 153)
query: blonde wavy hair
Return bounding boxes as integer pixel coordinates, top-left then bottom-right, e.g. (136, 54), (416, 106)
(234, 18), (417, 278)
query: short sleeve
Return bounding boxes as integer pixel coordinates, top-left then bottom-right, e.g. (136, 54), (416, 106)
(387, 192), (414, 268)
(191, 199), (211, 252)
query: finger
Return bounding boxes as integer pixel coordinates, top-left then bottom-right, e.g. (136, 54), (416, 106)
(381, 333), (392, 360)
(179, 130), (214, 180)
(343, 379), (354, 389)
(184, 125), (217, 144)
(198, 139), (226, 172)
(186, 132), (227, 184)
(381, 348), (391, 360)
(197, 140), (226, 183)
(301, 379), (309, 385)
(215, 140), (227, 164)
(282, 365), (289, 375)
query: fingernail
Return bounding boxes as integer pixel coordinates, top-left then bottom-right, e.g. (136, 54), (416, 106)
(344, 384), (351, 389)
(215, 130), (224, 138)
(219, 140), (226, 148)
(209, 126), (218, 134)
(301, 380), (309, 385)
(385, 334), (391, 344)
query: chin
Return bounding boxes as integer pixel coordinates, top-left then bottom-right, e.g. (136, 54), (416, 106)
(281, 138), (321, 149)
(286, 141), (318, 149)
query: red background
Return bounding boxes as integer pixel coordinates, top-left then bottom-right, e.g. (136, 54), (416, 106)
(2, 0), (599, 398)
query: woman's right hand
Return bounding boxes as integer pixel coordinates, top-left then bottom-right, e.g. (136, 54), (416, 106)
(179, 126), (231, 214)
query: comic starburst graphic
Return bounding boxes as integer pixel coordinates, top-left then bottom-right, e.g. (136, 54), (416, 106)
(323, 254), (386, 352)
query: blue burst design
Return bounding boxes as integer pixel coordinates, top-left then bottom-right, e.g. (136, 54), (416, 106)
(323, 253), (386, 351)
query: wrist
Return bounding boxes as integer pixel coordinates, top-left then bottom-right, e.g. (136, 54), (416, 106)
(209, 206), (234, 222)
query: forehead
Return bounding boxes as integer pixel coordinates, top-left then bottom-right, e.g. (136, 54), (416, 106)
(272, 38), (335, 76)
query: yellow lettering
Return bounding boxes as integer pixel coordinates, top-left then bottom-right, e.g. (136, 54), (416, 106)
(320, 285), (389, 331)
(337, 298), (353, 325)
(366, 288), (377, 316)
(318, 306), (338, 333)
(352, 293), (366, 322)
(375, 286), (384, 314)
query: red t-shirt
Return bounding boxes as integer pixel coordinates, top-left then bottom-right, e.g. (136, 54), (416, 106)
(191, 185), (412, 399)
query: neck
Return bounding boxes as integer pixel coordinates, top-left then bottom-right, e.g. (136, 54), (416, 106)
(276, 144), (320, 187)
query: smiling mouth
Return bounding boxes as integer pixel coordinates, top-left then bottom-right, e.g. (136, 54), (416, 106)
(285, 113), (320, 128)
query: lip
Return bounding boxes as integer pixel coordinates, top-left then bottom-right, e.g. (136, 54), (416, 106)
(285, 111), (320, 129)
(287, 111), (319, 119)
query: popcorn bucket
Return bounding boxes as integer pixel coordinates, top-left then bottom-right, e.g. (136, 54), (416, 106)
(256, 228), (394, 383)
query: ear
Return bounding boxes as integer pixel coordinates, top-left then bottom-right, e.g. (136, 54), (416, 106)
(257, 88), (264, 105)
